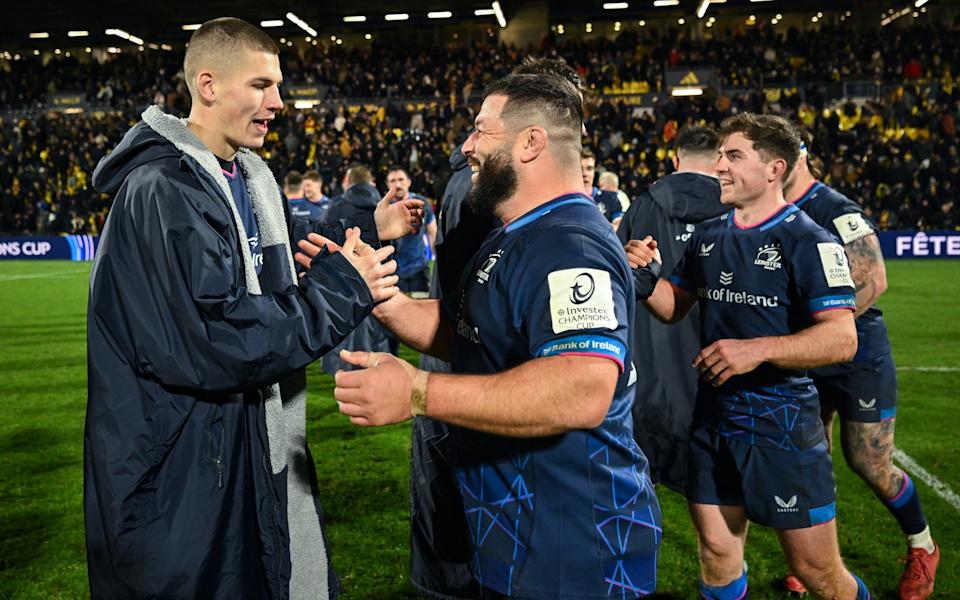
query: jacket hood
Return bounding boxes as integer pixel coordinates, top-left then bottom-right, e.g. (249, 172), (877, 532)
(92, 121), (179, 196)
(450, 143), (469, 171)
(648, 171), (725, 222)
(342, 182), (381, 210)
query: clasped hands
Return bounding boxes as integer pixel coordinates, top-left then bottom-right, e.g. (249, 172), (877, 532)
(333, 350), (422, 427)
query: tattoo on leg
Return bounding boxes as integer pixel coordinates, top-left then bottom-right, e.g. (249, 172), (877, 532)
(842, 418), (901, 498)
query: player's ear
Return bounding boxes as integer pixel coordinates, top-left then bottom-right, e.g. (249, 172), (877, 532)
(195, 69), (216, 105)
(518, 126), (547, 164)
(769, 157), (787, 183)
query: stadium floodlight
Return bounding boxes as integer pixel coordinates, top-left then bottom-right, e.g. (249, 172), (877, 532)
(492, 2), (507, 27)
(29, 32), (50, 39)
(475, 8), (495, 16)
(260, 20), (284, 27)
(915, 0), (929, 6)
(106, 28), (145, 45)
(653, 0), (680, 6)
(343, 16), (366, 23)
(385, 13), (410, 21)
(160, 43), (173, 51)
(428, 11), (453, 19)
(68, 31), (90, 37)
(181, 24), (201, 31)
(672, 87), (704, 96)
(286, 12), (318, 37)
(697, 0), (710, 18)
(602, 2), (629, 9)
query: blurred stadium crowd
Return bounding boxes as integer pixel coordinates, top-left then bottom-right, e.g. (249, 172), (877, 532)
(1, 22), (959, 235)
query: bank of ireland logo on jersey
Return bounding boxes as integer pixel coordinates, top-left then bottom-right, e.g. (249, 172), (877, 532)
(476, 249), (503, 284)
(548, 268), (618, 334)
(754, 243), (783, 270)
(817, 242), (855, 288)
(775, 495), (799, 513)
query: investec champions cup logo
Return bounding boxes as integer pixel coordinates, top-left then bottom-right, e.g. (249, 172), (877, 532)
(569, 272), (596, 304)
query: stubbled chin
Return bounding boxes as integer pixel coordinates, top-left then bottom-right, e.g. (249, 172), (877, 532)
(471, 172), (479, 184)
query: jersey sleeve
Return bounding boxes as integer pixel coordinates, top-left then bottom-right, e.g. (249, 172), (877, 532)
(793, 230), (857, 315)
(513, 227), (631, 373)
(822, 193), (876, 245)
(667, 228), (701, 294)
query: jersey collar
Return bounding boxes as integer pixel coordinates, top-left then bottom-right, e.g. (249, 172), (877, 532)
(503, 192), (595, 234)
(728, 203), (799, 232)
(790, 180), (824, 208)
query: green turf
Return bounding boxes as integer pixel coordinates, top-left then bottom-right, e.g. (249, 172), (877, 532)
(0, 259), (958, 599)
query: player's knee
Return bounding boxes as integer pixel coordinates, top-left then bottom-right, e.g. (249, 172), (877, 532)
(697, 530), (740, 566)
(791, 562), (841, 598)
(843, 443), (896, 492)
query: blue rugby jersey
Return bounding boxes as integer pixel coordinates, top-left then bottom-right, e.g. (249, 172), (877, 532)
(670, 203), (856, 450)
(791, 181), (892, 364)
(393, 193), (435, 278)
(221, 161), (263, 276)
(288, 195), (329, 222)
(451, 193), (661, 598)
(592, 186), (624, 223)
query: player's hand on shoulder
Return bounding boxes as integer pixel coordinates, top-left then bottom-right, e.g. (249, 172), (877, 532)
(624, 235), (661, 269)
(693, 338), (765, 387)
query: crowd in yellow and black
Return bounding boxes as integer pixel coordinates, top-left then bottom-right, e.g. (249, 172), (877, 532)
(1, 21), (959, 235)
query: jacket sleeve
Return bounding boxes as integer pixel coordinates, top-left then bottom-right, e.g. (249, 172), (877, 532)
(91, 165), (374, 393)
(290, 210), (381, 249)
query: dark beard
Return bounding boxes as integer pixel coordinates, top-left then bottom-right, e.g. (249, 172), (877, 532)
(465, 149), (518, 217)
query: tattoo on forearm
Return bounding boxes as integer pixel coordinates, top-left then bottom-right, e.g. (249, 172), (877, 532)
(845, 234), (884, 307)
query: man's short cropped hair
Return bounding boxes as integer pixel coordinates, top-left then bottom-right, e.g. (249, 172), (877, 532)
(513, 57), (584, 95)
(482, 74), (584, 148)
(387, 166), (409, 178)
(284, 170), (303, 188)
(303, 170), (322, 182)
(676, 125), (720, 157)
(580, 148), (596, 161)
(184, 18), (279, 97)
(598, 171), (619, 188)
(719, 113), (801, 177)
(345, 165), (374, 187)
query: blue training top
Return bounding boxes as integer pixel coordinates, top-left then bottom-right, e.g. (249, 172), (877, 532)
(451, 192), (661, 599)
(670, 203), (856, 450)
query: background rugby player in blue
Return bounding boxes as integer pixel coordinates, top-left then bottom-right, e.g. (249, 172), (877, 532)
(637, 114), (870, 600)
(782, 142), (939, 599)
(302, 73), (661, 599)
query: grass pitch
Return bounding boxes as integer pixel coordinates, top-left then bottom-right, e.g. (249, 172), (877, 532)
(0, 259), (958, 598)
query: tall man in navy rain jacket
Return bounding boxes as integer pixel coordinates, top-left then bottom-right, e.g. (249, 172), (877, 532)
(617, 125), (725, 493)
(636, 114), (870, 600)
(302, 73), (661, 599)
(85, 18), (421, 600)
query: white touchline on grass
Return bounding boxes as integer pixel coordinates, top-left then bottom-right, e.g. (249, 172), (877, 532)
(894, 448), (960, 513)
(898, 366), (960, 372)
(0, 270), (89, 282)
